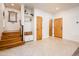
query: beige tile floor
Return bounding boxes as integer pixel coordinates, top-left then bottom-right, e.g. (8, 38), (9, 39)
(0, 37), (79, 56)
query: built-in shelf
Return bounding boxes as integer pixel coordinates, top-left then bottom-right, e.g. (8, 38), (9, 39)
(24, 8), (34, 42)
(24, 14), (33, 18)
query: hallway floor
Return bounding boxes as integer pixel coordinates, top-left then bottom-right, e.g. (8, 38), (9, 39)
(0, 37), (79, 56)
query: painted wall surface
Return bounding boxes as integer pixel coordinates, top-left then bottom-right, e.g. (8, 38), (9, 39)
(54, 7), (79, 42)
(24, 21), (32, 32)
(34, 8), (53, 41)
(0, 4), (3, 40)
(4, 8), (21, 32)
(21, 4), (24, 26)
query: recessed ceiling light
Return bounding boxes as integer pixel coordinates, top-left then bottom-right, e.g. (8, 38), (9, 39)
(11, 3), (15, 6)
(56, 7), (60, 10)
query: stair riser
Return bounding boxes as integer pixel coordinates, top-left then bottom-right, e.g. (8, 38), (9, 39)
(0, 41), (24, 50)
(2, 32), (21, 40)
(2, 36), (21, 39)
(0, 39), (21, 45)
(3, 32), (20, 35)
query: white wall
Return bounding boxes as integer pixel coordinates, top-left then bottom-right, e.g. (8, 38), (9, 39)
(54, 7), (79, 42)
(24, 21), (32, 32)
(4, 8), (21, 32)
(34, 8), (53, 41)
(0, 4), (4, 40)
(21, 4), (24, 26)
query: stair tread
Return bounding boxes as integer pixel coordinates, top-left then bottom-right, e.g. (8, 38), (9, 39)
(0, 41), (23, 47)
(0, 38), (21, 42)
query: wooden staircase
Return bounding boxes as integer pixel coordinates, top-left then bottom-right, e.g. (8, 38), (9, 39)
(0, 32), (24, 50)
(1, 32), (21, 40)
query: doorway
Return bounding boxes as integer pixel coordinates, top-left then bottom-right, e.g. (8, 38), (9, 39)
(36, 16), (42, 40)
(54, 18), (62, 38)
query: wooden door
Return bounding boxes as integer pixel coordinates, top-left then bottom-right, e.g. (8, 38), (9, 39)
(54, 18), (62, 38)
(36, 16), (42, 40)
(49, 19), (52, 36)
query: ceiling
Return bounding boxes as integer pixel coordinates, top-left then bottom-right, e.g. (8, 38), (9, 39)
(4, 3), (21, 11)
(24, 3), (79, 14)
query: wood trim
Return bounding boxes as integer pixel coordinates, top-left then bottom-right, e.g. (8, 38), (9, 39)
(21, 25), (23, 41)
(24, 32), (32, 35)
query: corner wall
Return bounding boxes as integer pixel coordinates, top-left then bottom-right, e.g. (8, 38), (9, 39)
(0, 4), (4, 40)
(4, 8), (21, 32)
(54, 7), (79, 42)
